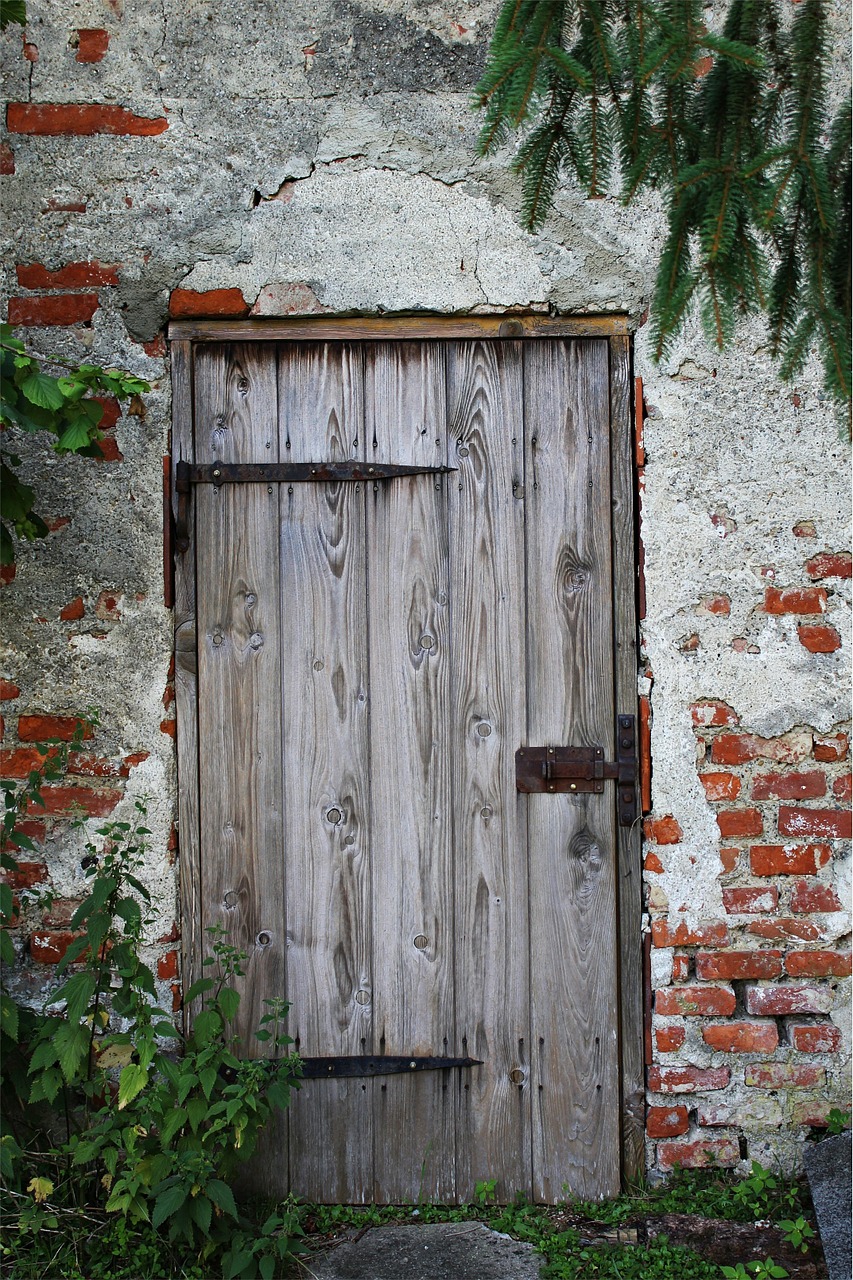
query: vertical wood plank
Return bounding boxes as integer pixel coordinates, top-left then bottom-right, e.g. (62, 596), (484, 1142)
(277, 343), (374, 1202)
(194, 344), (285, 1047)
(171, 340), (202, 1022)
(445, 341), (532, 1202)
(365, 342), (456, 1202)
(609, 335), (644, 1184)
(525, 339), (621, 1202)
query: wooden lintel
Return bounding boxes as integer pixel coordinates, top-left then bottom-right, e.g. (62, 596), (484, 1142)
(167, 313), (631, 343)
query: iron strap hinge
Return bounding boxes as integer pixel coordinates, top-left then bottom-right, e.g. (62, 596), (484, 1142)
(297, 1055), (482, 1079)
(515, 715), (638, 826)
(174, 458), (456, 552)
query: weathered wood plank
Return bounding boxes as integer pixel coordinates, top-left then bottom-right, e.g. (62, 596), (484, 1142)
(276, 343), (374, 1202)
(171, 339), (202, 1028)
(169, 314), (630, 344)
(609, 335), (644, 1184)
(445, 340), (532, 1202)
(365, 342), (456, 1202)
(524, 339), (621, 1202)
(194, 344), (285, 1048)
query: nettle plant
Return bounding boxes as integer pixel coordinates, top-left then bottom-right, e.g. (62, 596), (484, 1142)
(0, 742), (304, 1279)
(0, 323), (150, 565)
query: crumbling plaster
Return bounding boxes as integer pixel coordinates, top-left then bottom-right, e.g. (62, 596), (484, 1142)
(1, 0), (850, 1166)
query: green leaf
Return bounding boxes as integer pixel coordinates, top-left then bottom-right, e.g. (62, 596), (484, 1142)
(151, 1183), (189, 1229)
(158, 1107), (188, 1145)
(1, 993), (19, 1041)
(186, 1094), (208, 1132)
(54, 1018), (90, 1083)
(259, 1255), (276, 1280)
(185, 977), (215, 1003)
(218, 985), (240, 1022)
(0, 0), (27, 31)
(117, 1062), (149, 1110)
(199, 1066), (218, 1099)
(206, 1178), (238, 1220)
(19, 372), (66, 411)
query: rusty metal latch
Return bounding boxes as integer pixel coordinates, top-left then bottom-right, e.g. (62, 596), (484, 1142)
(174, 458), (456, 552)
(516, 715), (638, 826)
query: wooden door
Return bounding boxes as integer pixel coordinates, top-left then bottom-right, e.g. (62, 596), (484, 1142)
(172, 319), (641, 1205)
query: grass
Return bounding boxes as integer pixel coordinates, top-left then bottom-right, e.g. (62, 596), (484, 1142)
(1, 1165), (820, 1279)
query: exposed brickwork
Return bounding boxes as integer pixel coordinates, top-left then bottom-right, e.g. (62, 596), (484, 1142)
(8, 294), (99, 326)
(16, 261), (120, 289)
(169, 287), (249, 318)
(75, 29), (110, 62)
(646, 706), (850, 1170)
(6, 103), (168, 136)
(763, 586), (827, 615)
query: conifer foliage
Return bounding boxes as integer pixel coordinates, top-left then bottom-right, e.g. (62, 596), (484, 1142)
(475, 0), (851, 403)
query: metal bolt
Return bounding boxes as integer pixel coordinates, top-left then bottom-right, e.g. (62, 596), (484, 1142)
(212, 468), (221, 478)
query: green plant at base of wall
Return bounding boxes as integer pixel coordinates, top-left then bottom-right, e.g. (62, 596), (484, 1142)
(1, 743), (304, 1279)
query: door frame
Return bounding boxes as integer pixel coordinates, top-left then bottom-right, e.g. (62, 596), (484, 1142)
(167, 312), (644, 1189)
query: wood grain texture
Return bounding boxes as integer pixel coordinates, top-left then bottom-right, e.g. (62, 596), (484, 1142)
(277, 343), (374, 1201)
(169, 314), (630, 344)
(444, 341), (532, 1202)
(365, 342), (456, 1202)
(524, 339), (621, 1202)
(194, 344), (285, 1047)
(171, 339), (202, 1028)
(609, 335), (644, 1183)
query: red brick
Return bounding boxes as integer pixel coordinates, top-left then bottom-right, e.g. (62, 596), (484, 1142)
(695, 594), (731, 616)
(169, 287), (249, 319)
(658, 1138), (739, 1170)
(8, 294), (99, 326)
(651, 919), (729, 948)
(644, 851), (665, 873)
(691, 701), (740, 728)
(75, 29), (109, 62)
(23, 39), (38, 62)
(157, 949), (178, 980)
(171, 982), (182, 1013)
(750, 843), (832, 876)
(678, 633), (700, 652)
(716, 807), (763, 838)
(798, 625), (841, 653)
(793, 521), (817, 538)
(18, 715), (92, 743)
(0, 680), (20, 700)
(0, 746), (55, 778)
(29, 784), (121, 817)
(833, 773), (852, 801)
(701, 772), (741, 801)
(655, 1025), (686, 1053)
(748, 919), (820, 941)
(696, 950), (783, 980)
(647, 1105), (689, 1138)
(639, 693), (651, 814)
(752, 770), (827, 801)
(16, 261), (119, 289)
(648, 1065), (730, 1093)
(813, 733), (849, 762)
(805, 552), (852, 580)
(791, 1100), (841, 1128)
(95, 436), (123, 463)
(91, 395), (121, 429)
(791, 1024), (842, 1053)
(719, 847), (739, 875)
(786, 950), (851, 977)
(764, 586), (827, 615)
(157, 920), (180, 944)
(42, 897), (83, 927)
(0, 564), (16, 587)
(122, 751), (150, 770)
(746, 1062), (825, 1088)
(6, 103), (168, 137)
(722, 886), (778, 914)
(141, 334), (167, 358)
(702, 1022), (779, 1053)
(94, 590), (122, 621)
(30, 930), (83, 964)
(671, 954), (690, 981)
(791, 880), (843, 913)
(656, 986), (735, 1016)
(59, 596), (85, 622)
(745, 985), (832, 1015)
(1, 859), (49, 889)
(0, 143), (14, 175)
(159, 718), (176, 739)
(778, 806), (851, 840)
(66, 753), (125, 779)
(711, 731), (812, 766)
(42, 198), (87, 213)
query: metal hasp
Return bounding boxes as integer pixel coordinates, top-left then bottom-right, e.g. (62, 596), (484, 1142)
(516, 714), (638, 827)
(174, 458), (457, 552)
(298, 1054), (482, 1079)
